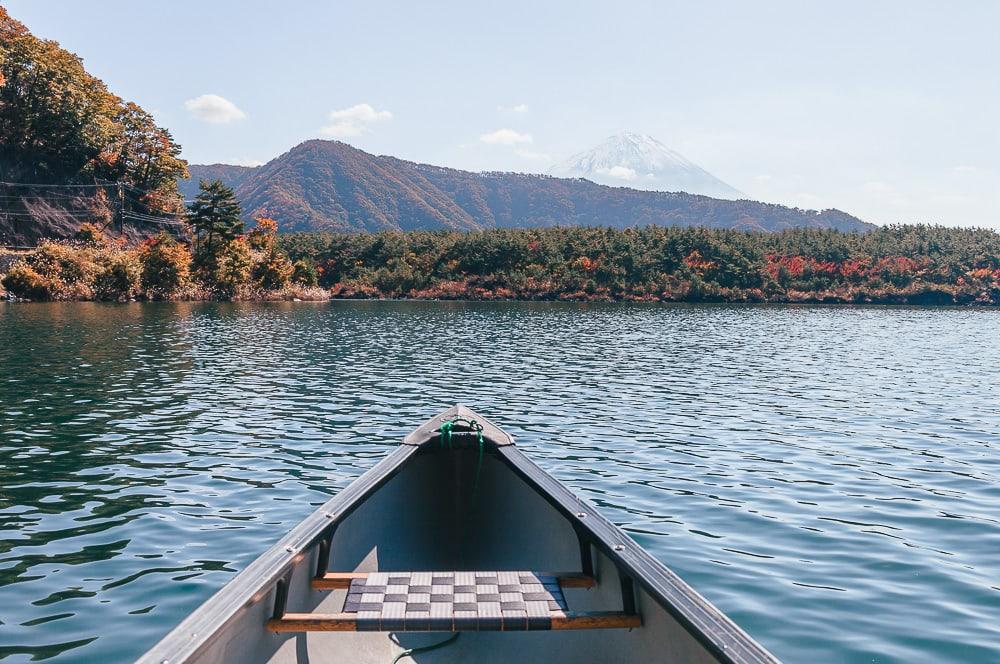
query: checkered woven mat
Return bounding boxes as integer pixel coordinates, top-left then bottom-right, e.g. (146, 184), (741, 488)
(343, 571), (568, 631)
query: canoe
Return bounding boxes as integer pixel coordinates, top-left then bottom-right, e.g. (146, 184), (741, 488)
(136, 406), (778, 664)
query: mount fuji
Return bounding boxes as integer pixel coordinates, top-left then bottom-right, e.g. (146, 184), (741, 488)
(550, 132), (742, 200)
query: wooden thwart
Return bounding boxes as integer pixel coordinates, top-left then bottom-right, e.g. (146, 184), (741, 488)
(269, 613), (355, 632)
(311, 571), (596, 590)
(267, 611), (640, 633)
(552, 611), (641, 630)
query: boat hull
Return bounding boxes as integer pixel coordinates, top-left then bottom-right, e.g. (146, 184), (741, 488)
(136, 407), (777, 664)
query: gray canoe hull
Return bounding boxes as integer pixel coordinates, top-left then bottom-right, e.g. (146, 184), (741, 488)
(136, 406), (778, 664)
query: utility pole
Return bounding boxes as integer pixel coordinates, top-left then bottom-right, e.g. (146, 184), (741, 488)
(117, 182), (125, 234)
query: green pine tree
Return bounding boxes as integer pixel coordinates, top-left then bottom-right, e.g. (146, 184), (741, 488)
(187, 179), (243, 254)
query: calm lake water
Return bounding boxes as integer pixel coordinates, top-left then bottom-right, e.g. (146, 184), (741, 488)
(1, 301), (998, 663)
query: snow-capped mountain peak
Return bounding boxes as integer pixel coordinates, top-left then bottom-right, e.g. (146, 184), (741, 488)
(550, 132), (741, 199)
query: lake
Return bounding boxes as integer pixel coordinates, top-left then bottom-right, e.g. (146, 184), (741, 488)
(1, 301), (998, 663)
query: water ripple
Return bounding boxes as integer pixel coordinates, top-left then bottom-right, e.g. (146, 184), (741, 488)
(1, 301), (999, 662)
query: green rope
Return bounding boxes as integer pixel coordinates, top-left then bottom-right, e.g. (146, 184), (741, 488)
(390, 633), (460, 663)
(438, 417), (485, 491)
(439, 420), (453, 449)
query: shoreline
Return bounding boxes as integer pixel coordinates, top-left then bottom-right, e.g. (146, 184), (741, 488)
(4, 291), (999, 307)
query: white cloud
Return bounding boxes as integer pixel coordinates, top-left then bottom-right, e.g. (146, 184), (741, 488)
(480, 128), (533, 145)
(319, 103), (392, 139)
(515, 149), (552, 162)
(498, 103), (529, 113)
(953, 165), (978, 175)
(321, 123), (365, 138)
(596, 165), (638, 181)
(329, 103), (392, 124)
(184, 94), (247, 124)
(320, 122), (365, 139)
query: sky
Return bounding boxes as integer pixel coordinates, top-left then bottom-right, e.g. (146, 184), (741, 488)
(6, 0), (999, 228)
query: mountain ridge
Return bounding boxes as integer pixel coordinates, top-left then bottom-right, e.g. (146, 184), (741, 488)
(179, 140), (872, 234)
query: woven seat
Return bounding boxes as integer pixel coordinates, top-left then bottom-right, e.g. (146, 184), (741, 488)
(267, 570), (640, 633)
(346, 571), (566, 631)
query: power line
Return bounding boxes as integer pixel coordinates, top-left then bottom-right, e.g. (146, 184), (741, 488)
(122, 213), (186, 226)
(0, 191), (99, 199)
(0, 204), (185, 220)
(0, 180), (119, 188)
(0, 179), (191, 236)
(0, 210), (107, 218)
(122, 209), (183, 220)
(1, 180), (185, 201)
(123, 215), (183, 225)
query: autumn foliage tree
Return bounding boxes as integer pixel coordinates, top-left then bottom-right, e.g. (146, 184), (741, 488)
(247, 216), (279, 251)
(0, 7), (187, 217)
(248, 217), (294, 290)
(139, 232), (192, 298)
(102, 103), (188, 215)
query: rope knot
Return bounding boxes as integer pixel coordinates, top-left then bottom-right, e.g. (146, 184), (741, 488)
(438, 416), (486, 491)
(439, 420), (454, 448)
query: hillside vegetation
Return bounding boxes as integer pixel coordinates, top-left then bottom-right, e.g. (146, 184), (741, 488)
(276, 224), (1000, 305)
(4, 223), (997, 304)
(0, 8), (187, 244)
(1, 182), (323, 302)
(181, 140), (873, 235)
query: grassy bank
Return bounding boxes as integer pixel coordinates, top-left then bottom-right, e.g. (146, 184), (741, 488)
(1, 224), (326, 302)
(4, 224), (1000, 305)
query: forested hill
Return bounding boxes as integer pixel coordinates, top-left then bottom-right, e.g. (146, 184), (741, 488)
(0, 8), (187, 245)
(180, 140), (873, 234)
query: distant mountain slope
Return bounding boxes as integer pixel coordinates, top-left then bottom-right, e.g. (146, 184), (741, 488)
(176, 164), (255, 200)
(182, 140), (872, 233)
(550, 132), (742, 199)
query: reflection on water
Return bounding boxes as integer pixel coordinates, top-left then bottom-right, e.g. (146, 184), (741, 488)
(1, 301), (999, 662)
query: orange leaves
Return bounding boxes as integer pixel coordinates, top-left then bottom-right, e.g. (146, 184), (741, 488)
(784, 255), (807, 277)
(875, 256), (920, 275)
(95, 149), (119, 167)
(247, 216), (279, 250)
(766, 255), (854, 281)
(839, 259), (869, 279)
(967, 267), (998, 282)
(254, 216), (278, 236)
(683, 250), (716, 273)
(763, 254), (932, 284)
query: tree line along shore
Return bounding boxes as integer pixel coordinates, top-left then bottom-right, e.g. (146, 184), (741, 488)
(2, 186), (999, 305)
